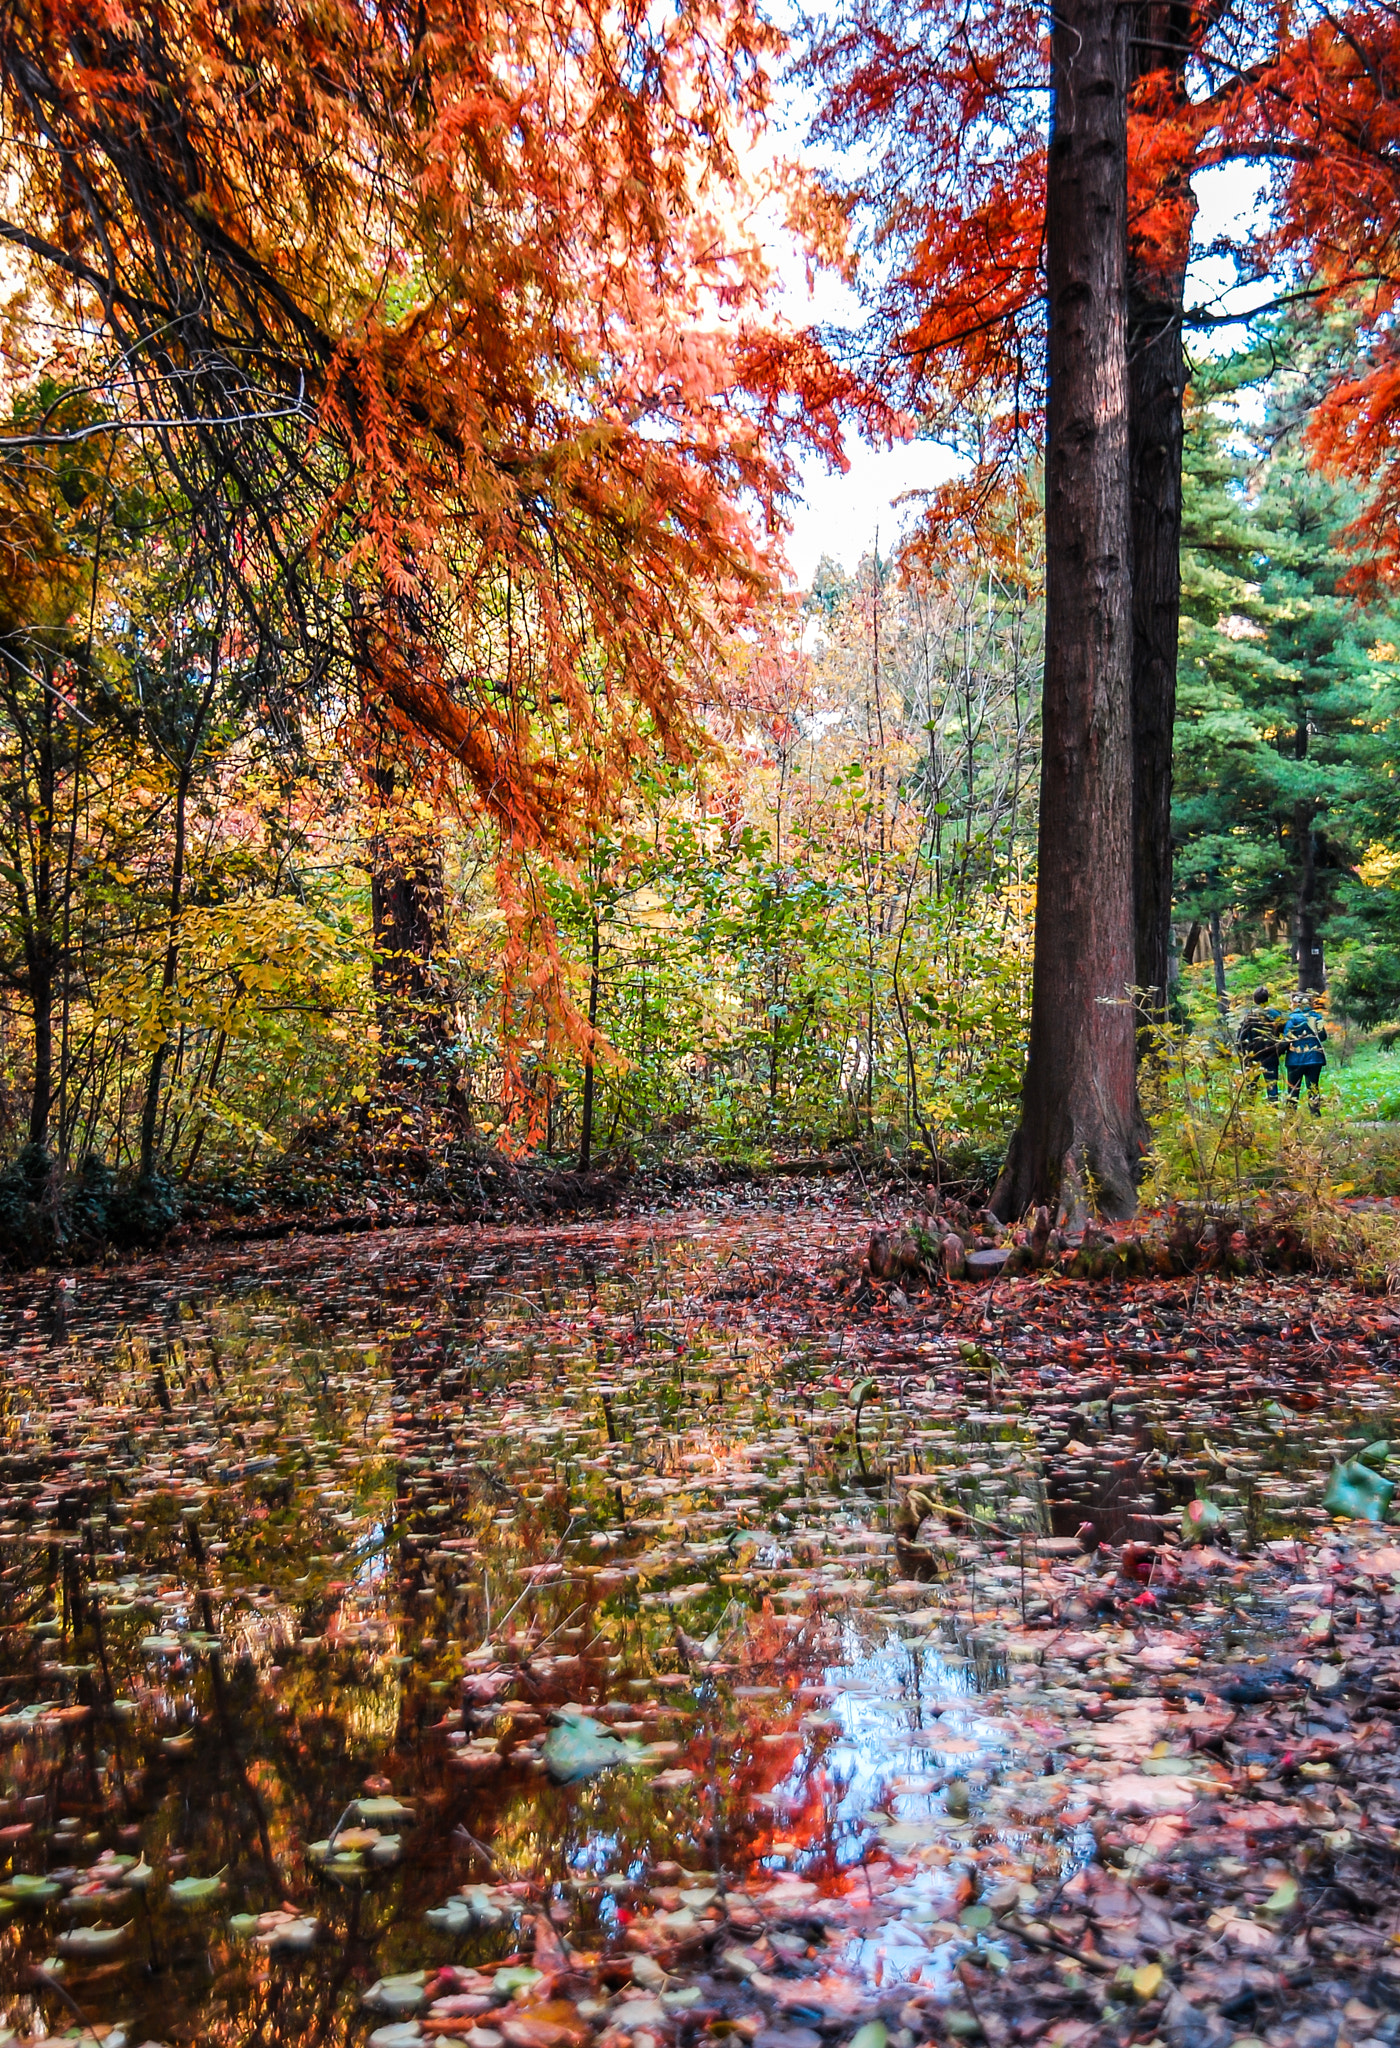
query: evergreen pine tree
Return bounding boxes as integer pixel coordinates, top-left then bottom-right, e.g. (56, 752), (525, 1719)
(1172, 321), (1400, 1000)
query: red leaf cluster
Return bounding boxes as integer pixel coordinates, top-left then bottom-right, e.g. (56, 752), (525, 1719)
(1254, 5), (1400, 583)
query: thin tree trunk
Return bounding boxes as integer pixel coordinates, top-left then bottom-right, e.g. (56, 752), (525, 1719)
(139, 644), (222, 1184)
(994, 0), (1140, 1224)
(891, 871), (940, 1163)
(350, 605), (451, 1088)
(181, 1027), (228, 1181)
(56, 688), (85, 1172)
(24, 694), (57, 1152)
(579, 911), (600, 1172)
(28, 961), (52, 1152)
(139, 759), (192, 1182)
(368, 757), (449, 1083)
(1294, 802), (1325, 991)
(773, 957), (783, 1113)
(1128, 0), (1194, 1031)
(1209, 907), (1228, 1021)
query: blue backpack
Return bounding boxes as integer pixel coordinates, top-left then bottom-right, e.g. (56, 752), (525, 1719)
(1283, 1008), (1327, 1066)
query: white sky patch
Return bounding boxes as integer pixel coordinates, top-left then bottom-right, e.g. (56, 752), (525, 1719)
(1187, 159), (1278, 346)
(772, 242), (963, 586)
(784, 434), (962, 586)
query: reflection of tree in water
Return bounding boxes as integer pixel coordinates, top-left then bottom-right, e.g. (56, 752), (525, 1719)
(0, 1215), (1395, 2042)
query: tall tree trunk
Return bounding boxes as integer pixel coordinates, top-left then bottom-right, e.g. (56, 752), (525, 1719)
(994, 0), (1139, 1224)
(138, 761), (192, 1182)
(579, 911), (600, 1172)
(24, 692), (57, 1152)
(1294, 801), (1325, 991)
(139, 653), (221, 1183)
(27, 959), (52, 1152)
(350, 606), (452, 1090)
(1209, 907), (1228, 1022)
(1128, 0), (1195, 1030)
(369, 759), (449, 1085)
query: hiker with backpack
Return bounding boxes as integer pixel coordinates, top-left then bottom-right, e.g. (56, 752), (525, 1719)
(1281, 993), (1329, 1114)
(1236, 985), (1282, 1100)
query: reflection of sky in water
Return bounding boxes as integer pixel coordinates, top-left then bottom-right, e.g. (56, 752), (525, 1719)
(11, 1214), (1322, 2040)
(780, 1634), (1012, 1864)
(570, 1832), (621, 1877)
(354, 1521), (391, 1588)
(763, 1631), (1029, 1997)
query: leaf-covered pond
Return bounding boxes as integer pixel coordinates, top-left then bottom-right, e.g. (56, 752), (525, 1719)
(0, 1203), (1398, 2048)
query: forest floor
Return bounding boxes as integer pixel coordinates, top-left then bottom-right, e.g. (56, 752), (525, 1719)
(171, 1144), (866, 1247)
(0, 1196), (1397, 2048)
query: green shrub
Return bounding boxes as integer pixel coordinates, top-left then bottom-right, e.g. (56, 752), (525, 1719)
(1333, 947), (1400, 1029)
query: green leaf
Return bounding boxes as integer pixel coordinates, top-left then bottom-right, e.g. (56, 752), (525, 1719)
(542, 1711), (640, 1783)
(0, 1876), (60, 1903)
(1323, 1460), (1395, 1522)
(495, 1966), (544, 1994)
(56, 1924), (131, 1958)
(364, 1972), (428, 2014)
(354, 1796), (413, 1824)
(169, 1873), (226, 1908)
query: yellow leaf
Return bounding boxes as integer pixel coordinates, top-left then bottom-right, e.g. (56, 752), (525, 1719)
(1131, 1964), (1163, 2003)
(1359, 841), (1400, 888)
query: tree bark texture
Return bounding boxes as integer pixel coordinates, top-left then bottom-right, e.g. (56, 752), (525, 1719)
(349, 599), (454, 1089)
(578, 911), (601, 1172)
(138, 758), (191, 1181)
(1293, 802), (1326, 991)
(22, 692), (58, 1153)
(1209, 906), (1228, 1021)
(370, 762), (450, 1083)
(1128, 0), (1194, 1027)
(994, 0), (1141, 1223)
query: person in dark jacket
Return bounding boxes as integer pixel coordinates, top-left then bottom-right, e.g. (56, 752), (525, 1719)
(1236, 985), (1281, 1100)
(1281, 994), (1328, 1114)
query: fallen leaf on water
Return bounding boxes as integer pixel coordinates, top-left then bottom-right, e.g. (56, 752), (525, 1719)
(1131, 1962), (1163, 2002)
(1100, 1774), (1198, 1815)
(542, 1712), (642, 1783)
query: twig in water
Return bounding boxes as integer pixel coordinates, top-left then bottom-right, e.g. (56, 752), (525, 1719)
(532, 1601), (587, 1655)
(30, 1967), (104, 2044)
(1004, 1916), (1114, 1977)
(452, 1824), (498, 1873)
(479, 1517), (578, 1649)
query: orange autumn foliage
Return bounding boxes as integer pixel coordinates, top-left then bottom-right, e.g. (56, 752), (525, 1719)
(0, 0), (870, 856)
(801, 0), (1048, 551)
(801, 0), (1277, 554)
(1257, 5), (1400, 585)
